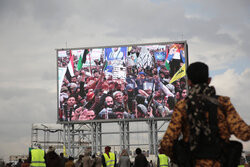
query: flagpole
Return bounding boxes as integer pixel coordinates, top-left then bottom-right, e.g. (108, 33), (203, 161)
(89, 49), (92, 75)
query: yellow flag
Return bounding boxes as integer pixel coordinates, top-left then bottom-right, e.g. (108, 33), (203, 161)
(169, 64), (186, 84)
(63, 145), (67, 157)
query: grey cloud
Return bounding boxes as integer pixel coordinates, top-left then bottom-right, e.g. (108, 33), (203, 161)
(0, 87), (56, 123)
(0, 124), (30, 142)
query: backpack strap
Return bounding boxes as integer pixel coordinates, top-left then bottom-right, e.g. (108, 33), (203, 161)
(207, 96), (220, 143)
(192, 95), (223, 160)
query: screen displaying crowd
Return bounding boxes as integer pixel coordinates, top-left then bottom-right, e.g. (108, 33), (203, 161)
(57, 43), (187, 122)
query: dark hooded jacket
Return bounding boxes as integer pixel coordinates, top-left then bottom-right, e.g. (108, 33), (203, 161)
(45, 151), (62, 167)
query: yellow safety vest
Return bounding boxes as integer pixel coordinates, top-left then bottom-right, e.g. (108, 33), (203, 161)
(158, 154), (168, 167)
(103, 152), (115, 167)
(30, 149), (46, 167)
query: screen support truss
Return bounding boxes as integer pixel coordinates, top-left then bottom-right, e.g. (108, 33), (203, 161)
(31, 119), (170, 158)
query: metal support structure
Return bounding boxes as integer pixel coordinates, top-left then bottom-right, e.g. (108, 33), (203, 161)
(152, 120), (158, 154)
(31, 119), (170, 158)
(125, 121), (130, 151)
(119, 122), (124, 151)
(147, 120), (154, 154)
(97, 123), (102, 153)
(90, 122), (102, 154)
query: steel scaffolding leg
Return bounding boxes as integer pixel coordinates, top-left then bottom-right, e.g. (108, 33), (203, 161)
(97, 122), (102, 153)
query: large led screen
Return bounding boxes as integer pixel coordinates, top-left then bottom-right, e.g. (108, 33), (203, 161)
(57, 42), (188, 122)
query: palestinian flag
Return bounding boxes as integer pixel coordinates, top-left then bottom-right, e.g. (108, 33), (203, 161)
(77, 49), (89, 71)
(65, 50), (74, 82)
(165, 61), (170, 70)
(164, 48), (170, 70)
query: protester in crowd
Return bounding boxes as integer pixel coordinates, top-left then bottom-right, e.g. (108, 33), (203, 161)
(180, 88), (187, 99)
(118, 149), (131, 167)
(157, 148), (169, 167)
(174, 91), (181, 102)
(84, 109), (96, 120)
(82, 150), (93, 167)
(113, 91), (125, 108)
(20, 159), (29, 167)
(28, 144), (46, 167)
(63, 95), (78, 121)
(102, 146), (116, 167)
(92, 153), (102, 167)
(60, 153), (68, 167)
(98, 96), (116, 119)
(45, 146), (61, 167)
(149, 160), (154, 167)
(160, 62), (250, 167)
(134, 148), (148, 167)
(74, 155), (83, 167)
(16, 159), (23, 167)
(65, 157), (75, 167)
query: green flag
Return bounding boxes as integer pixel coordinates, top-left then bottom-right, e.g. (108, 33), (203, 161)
(77, 55), (83, 71)
(77, 49), (89, 71)
(165, 60), (170, 70)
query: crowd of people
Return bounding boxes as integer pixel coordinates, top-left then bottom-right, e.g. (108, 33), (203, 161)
(2, 145), (249, 167)
(3, 145), (170, 167)
(58, 44), (187, 121)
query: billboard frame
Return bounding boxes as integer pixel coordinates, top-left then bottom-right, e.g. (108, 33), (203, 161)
(56, 40), (189, 124)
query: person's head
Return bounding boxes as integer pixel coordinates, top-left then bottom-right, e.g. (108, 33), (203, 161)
(109, 82), (115, 91)
(113, 91), (123, 103)
(105, 96), (114, 108)
(135, 148), (142, 155)
(60, 153), (64, 157)
(120, 149), (129, 156)
(74, 71), (79, 77)
(175, 81), (180, 89)
(61, 86), (69, 93)
(186, 62), (211, 86)
(34, 143), (42, 149)
(94, 71), (100, 78)
(78, 155), (84, 161)
(158, 148), (164, 154)
(180, 78), (186, 89)
(102, 82), (109, 92)
(85, 110), (96, 120)
(67, 95), (77, 107)
(105, 146), (111, 153)
(68, 156), (74, 161)
(175, 91), (181, 101)
(164, 70), (170, 78)
(154, 95), (162, 104)
(181, 89), (187, 99)
(139, 72), (146, 79)
(70, 83), (77, 93)
(48, 145), (56, 153)
(71, 76), (77, 83)
(159, 71), (165, 79)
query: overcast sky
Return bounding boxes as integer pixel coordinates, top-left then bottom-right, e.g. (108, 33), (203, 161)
(0, 0), (249, 161)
